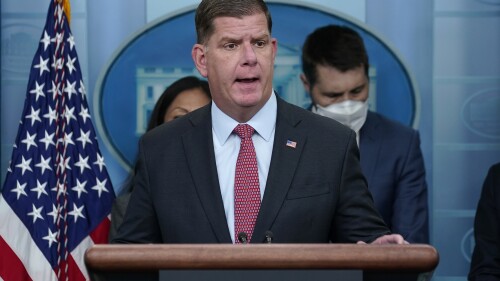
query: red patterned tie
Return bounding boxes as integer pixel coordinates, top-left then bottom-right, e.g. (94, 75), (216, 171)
(233, 124), (261, 243)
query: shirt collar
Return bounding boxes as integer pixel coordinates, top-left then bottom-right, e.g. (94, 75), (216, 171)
(212, 91), (277, 145)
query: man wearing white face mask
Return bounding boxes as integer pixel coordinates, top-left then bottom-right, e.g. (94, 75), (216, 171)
(301, 25), (429, 243)
(314, 100), (368, 146)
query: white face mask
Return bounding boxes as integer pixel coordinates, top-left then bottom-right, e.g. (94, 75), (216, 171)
(312, 100), (368, 132)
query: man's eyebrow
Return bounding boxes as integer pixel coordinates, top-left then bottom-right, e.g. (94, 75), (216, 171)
(350, 83), (367, 92)
(322, 91), (343, 97)
(218, 35), (240, 42)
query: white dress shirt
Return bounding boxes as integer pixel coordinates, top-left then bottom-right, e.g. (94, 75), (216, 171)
(211, 92), (277, 243)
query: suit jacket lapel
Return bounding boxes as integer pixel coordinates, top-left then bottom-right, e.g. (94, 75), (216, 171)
(183, 106), (232, 243)
(359, 111), (382, 183)
(252, 99), (306, 243)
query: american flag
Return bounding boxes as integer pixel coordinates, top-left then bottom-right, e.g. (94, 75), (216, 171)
(0, 1), (115, 280)
(286, 139), (297, 149)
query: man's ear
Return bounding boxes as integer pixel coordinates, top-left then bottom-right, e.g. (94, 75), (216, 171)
(300, 73), (311, 95)
(192, 44), (208, 78)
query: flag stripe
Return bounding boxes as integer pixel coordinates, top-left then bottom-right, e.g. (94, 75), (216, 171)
(89, 216), (111, 244)
(67, 252), (87, 281)
(0, 237), (33, 281)
(0, 195), (57, 281)
(71, 235), (93, 281)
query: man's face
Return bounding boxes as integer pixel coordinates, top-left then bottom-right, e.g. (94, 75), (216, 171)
(301, 64), (369, 107)
(192, 13), (277, 122)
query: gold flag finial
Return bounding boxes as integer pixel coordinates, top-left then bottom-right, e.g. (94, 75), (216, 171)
(58, 0), (71, 25)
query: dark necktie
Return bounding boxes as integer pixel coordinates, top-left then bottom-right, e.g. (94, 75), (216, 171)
(233, 124), (261, 243)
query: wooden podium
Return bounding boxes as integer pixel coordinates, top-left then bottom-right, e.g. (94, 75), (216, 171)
(85, 244), (439, 281)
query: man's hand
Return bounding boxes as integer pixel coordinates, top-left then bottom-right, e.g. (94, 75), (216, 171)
(357, 234), (409, 245)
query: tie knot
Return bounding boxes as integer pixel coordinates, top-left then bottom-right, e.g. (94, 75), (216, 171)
(234, 124), (255, 139)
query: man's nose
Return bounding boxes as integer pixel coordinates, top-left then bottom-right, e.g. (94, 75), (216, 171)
(337, 94), (349, 103)
(241, 42), (257, 66)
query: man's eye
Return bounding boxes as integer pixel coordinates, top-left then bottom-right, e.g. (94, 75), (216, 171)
(351, 86), (364, 94)
(224, 43), (237, 50)
(325, 93), (343, 99)
(255, 41), (266, 47)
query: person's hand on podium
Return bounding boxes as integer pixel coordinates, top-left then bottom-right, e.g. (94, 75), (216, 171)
(357, 234), (409, 245)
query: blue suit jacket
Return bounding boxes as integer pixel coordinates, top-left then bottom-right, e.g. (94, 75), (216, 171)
(359, 111), (429, 243)
(113, 98), (390, 244)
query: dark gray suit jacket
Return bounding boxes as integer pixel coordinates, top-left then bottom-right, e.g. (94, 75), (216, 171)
(113, 97), (390, 244)
(468, 163), (500, 281)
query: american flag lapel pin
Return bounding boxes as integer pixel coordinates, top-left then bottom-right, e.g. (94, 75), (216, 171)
(286, 139), (297, 148)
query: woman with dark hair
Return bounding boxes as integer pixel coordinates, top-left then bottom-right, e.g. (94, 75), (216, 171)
(109, 76), (211, 241)
(147, 76), (211, 130)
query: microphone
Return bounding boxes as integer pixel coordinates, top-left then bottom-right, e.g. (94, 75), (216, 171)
(237, 232), (248, 244)
(265, 230), (273, 243)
